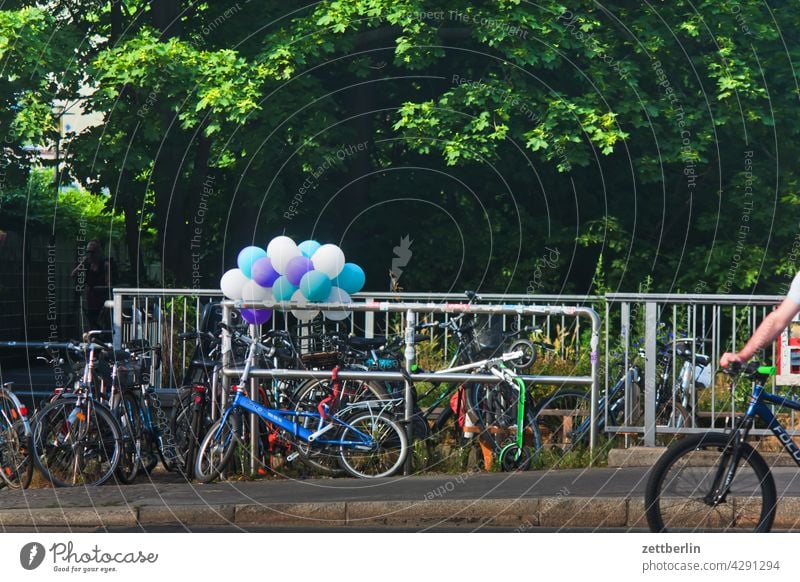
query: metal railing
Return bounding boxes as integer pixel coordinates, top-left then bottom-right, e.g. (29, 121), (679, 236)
(605, 293), (798, 444)
(107, 287), (798, 450)
(219, 298), (600, 472)
(110, 288), (600, 389)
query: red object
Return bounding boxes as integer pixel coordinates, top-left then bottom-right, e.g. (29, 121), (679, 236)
(317, 366), (341, 421)
(449, 386), (467, 428)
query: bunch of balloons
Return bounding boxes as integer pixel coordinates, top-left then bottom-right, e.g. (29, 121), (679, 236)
(219, 236), (366, 324)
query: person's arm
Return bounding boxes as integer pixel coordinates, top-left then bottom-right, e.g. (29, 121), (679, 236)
(720, 297), (800, 367)
(71, 258), (87, 278)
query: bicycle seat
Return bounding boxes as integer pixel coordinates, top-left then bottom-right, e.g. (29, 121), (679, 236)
(84, 330), (113, 344)
(347, 336), (387, 348)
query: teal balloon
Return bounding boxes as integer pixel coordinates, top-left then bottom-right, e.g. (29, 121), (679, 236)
(334, 263), (366, 294)
(237, 246), (267, 278)
(298, 240), (321, 258)
(272, 276), (297, 302)
(300, 270), (332, 302)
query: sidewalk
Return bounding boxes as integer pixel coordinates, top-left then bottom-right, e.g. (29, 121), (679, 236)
(1, 464), (799, 531)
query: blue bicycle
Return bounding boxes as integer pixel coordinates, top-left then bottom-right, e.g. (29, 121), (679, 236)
(645, 362), (784, 532)
(193, 326), (408, 482)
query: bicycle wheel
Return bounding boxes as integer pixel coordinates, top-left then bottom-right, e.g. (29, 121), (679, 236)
(0, 390), (33, 489)
(167, 386), (207, 476)
(292, 378), (388, 475)
(645, 432), (776, 532)
(194, 415), (240, 484)
(32, 400), (121, 487)
(337, 411), (408, 478)
(470, 381), (540, 467)
(114, 392), (141, 484)
(533, 389), (591, 455)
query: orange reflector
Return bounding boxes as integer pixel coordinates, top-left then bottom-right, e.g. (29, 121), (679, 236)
(76, 412), (86, 422)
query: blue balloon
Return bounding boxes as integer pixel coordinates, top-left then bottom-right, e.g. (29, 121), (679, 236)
(272, 276), (297, 302)
(333, 263), (366, 294)
(298, 240), (321, 258)
(299, 270), (332, 302)
(237, 246), (267, 279)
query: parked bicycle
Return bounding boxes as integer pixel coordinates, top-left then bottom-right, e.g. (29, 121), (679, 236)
(644, 362), (786, 532)
(194, 327), (408, 482)
(0, 382), (33, 489)
(31, 340), (122, 487)
(533, 337), (711, 456)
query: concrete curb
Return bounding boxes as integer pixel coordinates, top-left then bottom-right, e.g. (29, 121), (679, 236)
(0, 497), (645, 529)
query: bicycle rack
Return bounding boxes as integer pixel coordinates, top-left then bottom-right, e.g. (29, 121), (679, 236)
(219, 299), (601, 475)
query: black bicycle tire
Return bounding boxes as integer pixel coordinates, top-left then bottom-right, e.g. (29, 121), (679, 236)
(114, 392), (141, 484)
(0, 390), (33, 489)
(337, 411), (408, 478)
(531, 388), (592, 454)
(194, 415), (239, 484)
(644, 432), (776, 532)
(32, 399), (122, 487)
(468, 381), (540, 468)
(291, 378), (389, 476)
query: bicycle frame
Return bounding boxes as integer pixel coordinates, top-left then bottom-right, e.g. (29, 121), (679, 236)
(744, 383), (800, 466)
(217, 389), (399, 450)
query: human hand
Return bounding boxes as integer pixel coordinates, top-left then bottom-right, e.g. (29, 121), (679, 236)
(720, 352), (744, 368)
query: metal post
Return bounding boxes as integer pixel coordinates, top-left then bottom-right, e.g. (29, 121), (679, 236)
(364, 298), (374, 338)
(644, 302), (657, 446)
(620, 302), (631, 424)
(404, 309), (416, 475)
(220, 303), (232, 417)
(249, 323), (259, 475)
(112, 291), (123, 350)
(588, 308), (600, 461)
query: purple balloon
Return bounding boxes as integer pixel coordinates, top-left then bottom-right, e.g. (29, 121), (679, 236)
(251, 257), (280, 287)
(285, 256), (315, 286)
(240, 308), (273, 325)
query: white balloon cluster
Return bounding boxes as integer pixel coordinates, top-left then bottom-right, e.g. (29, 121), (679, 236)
(219, 236), (365, 323)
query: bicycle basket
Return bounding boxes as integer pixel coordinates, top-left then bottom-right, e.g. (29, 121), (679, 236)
(470, 314), (505, 356)
(300, 351), (343, 369)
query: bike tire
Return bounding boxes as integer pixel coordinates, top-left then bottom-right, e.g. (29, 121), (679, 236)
(194, 415), (240, 484)
(32, 399), (122, 487)
(469, 381), (540, 468)
(114, 392), (141, 484)
(0, 390), (33, 489)
(337, 411), (408, 478)
(644, 432), (776, 532)
(532, 389), (592, 455)
(291, 378), (389, 476)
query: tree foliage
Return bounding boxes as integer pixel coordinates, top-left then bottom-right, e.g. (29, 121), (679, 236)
(0, 1), (798, 294)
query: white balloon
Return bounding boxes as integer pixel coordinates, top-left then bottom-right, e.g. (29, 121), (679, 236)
(220, 268), (249, 300)
(267, 236), (301, 275)
(290, 289), (319, 322)
(241, 280), (273, 305)
(311, 244), (345, 278)
(323, 287), (352, 321)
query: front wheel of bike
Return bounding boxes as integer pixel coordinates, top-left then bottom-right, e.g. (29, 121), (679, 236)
(532, 389), (592, 456)
(292, 378), (388, 476)
(0, 390), (33, 489)
(32, 400), (121, 487)
(194, 415), (240, 484)
(645, 432), (776, 532)
(337, 412), (408, 478)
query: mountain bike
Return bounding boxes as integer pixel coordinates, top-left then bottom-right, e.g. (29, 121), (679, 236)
(194, 328), (408, 482)
(645, 362), (785, 532)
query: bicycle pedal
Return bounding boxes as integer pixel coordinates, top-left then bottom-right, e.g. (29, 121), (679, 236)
(286, 452), (300, 462)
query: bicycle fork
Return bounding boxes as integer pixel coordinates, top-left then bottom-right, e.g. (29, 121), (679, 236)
(704, 417), (753, 506)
